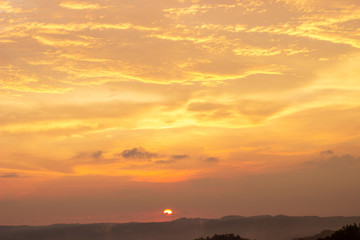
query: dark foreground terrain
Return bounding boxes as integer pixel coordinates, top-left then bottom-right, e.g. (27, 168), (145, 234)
(1, 215), (359, 240)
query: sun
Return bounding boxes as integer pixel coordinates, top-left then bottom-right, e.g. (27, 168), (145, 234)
(163, 209), (173, 215)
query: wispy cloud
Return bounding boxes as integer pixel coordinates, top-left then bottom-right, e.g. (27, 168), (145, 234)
(205, 157), (219, 163)
(1, 172), (19, 178)
(0, 1), (27, 13)
(59, 1), (105, 10)
(121, 147), (158, 160)
(172, 154), (189, 160)
(320, 149), (334, 157)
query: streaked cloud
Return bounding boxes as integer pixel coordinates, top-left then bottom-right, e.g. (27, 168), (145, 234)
(0, 65), (71, 93)
(59, 1), (104, 10)
(0, 1), (27, 13)
(0, 172), (19, 178)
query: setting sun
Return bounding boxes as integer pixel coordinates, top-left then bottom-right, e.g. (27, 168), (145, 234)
(163, 209), (173, 215)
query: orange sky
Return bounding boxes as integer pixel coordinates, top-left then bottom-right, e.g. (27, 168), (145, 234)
(1, 0), (360, 225)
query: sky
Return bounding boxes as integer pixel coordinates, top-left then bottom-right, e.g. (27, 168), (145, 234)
(1, 0), (360, 225)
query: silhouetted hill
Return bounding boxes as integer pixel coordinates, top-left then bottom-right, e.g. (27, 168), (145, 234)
(0, 216), (359, 240)
(195, 233), (250, 240)
(318, 223), (360, 240)
(220, 216), (247, 221)
(292, 230), (335, 240)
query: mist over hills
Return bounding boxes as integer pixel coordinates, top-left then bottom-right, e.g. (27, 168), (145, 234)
(1, 215), (359, 240)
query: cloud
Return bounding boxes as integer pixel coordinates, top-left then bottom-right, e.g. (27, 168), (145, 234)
(172, 154), (189, 160)
(233, 46), (310, 57)
(303, 154), (360, 170)
(121, 147), (158, 160)
(1, 0), (359, 183)
(0, 1), (27, 13)
(154, 160), (176, 164)
(59, 1), (104, 10)
(33, 35), (91, 47)
(154, 154), (189, 164)
(205, 157), (218, 163)
(74, 150), (105, 161)
(1, 172), (19, 178)
(0, 65), (71, 94)
(320, 149), (334, 156)
(0, 100), (161, 134)
(187, 102), (225, 112)
(238, 99), (288, 122)
(92, 151), (103, 159)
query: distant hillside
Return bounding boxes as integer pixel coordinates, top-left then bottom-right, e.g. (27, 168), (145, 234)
(0, 215), (359, 240)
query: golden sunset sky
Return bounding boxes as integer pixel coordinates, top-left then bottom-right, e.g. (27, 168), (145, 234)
(1, 0), (360, 225)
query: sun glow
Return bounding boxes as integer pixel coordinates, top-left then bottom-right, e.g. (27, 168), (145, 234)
(163, 209), (173, 215)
